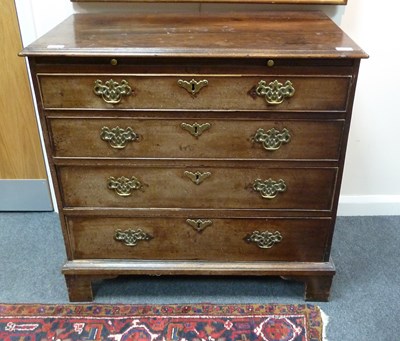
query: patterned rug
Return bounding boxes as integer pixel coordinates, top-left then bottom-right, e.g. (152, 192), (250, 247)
(0, 303), (324, 341)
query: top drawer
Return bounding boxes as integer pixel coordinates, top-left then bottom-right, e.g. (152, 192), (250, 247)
(38, 74), (351, 112)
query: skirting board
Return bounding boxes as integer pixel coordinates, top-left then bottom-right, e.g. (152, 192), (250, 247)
(338, 195), (400, 216)
(0, 180), (53, 211)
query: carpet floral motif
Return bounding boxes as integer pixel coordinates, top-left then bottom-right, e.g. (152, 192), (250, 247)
(0, 303), (323, 341)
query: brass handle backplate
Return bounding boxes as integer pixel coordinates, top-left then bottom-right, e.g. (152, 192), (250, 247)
(107, 176), (141, 197)
(186, 219), (213, 232)
(93, 79), (132, 104)
(178, 79), (208, 96)
(245, 230), (282, 249)
(184, 171), (211, 185)
(114, 228), (153, 247)
(100, 126), (138, 149)
(253, 128), (291, 151)
(255, 80), (295, 105)
(253, 178), (287, 199)
(181, 122), (211, 137)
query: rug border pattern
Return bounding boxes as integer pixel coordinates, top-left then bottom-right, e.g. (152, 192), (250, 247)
(0, 303), (323, 341)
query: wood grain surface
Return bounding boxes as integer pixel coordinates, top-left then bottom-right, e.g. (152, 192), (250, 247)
(66, 216), (332, 262)
(20, 11), (367, 59)
(48, 117), (344, 160)
(0, 0), (46, 179)
(38, 74), (350, 111)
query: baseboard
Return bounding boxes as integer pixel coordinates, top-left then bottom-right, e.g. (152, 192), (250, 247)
(338, 195), (400, 216)
(0, 179), (53, 211)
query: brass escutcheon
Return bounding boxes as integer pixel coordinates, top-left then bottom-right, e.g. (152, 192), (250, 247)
(253, 178), (287, 199)
(107, 176), (141, 197)
(114, 228), (153, 247)
(245, 230), (282, 249)
(181, 122), (211, 138)
(184, 171), (211, 185)
(253, 127), (291, 151)
(186, 219), (213, 233)
(255, 80), (295, 105)
(178, 79), (208, 96)
(93, 79), (132, 104)
(100, 126), (138, 149)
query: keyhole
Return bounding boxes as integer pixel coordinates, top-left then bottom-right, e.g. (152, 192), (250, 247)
(194, 126), (199, 135)
(191, 83), (196, 92)
(195, 174), (201, 182)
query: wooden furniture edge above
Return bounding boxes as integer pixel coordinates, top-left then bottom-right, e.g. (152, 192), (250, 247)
(71, 0), (347, 5)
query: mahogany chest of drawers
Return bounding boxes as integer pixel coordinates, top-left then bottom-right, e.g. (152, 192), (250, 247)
(22, 11), (367, 301)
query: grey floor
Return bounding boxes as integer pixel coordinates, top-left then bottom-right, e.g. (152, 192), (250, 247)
(0, 213), (399, 340)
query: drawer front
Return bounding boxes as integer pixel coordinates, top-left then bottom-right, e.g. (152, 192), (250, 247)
(58, 165), (337, 210)
(66, 216), (332, 262)
(39, 74), (350, 111)
(49, 118), (344, 160)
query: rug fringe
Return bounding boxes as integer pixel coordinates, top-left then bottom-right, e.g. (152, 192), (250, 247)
(320, 308), (329, 341)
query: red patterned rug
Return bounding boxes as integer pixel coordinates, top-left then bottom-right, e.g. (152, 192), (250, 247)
(0, 303), (324, 341)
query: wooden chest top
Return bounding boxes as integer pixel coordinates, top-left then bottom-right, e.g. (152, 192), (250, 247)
(21, 11), (367, 59)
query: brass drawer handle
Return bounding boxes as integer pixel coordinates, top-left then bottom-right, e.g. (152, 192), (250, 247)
(186, 219), (213, 232)
(256, 80), (295, 105)
(178, 79), (208, 96)
(245, 230), (282, 249)
(100, 126), (138, 149)
(93, 79), (132, 104)
(253, 178), (286, 199)
(184, 171), (211, 185)
(181, 122), (211, 137)
(114, 228), (153, 247)
(253, 128), (291, 151)
(107, 176), (141, 197)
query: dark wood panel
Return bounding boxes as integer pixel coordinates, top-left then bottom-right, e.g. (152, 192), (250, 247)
(33, 57), (356, 74)
(49, 117), (344, 160)
(39, 74), (350, 111)
(67, 216), (332, 262)
(58, 165), (337, 210)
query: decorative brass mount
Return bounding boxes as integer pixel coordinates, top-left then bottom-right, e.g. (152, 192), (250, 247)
(114, 228), (153, 247)
(184, 171), (211, 185)
(178, 79), (208, 96)
(253, 178), (287, 199)
(181, 122), (211, 137)
(186, 219), (213, 232)
(255, 80), (295, 105)
(107, 176), (141, 196)
(253, 128), (291, 151)
(93, 79), (132, 104)
(100, 126), (138, 149)
(245, 230), (283, 249)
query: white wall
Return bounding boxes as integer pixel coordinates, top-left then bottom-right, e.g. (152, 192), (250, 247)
(337, 0), (400, 215)
(15, 0), (400, 215)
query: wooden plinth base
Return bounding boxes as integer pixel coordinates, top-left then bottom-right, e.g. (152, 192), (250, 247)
(63, 259), (335, 302)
